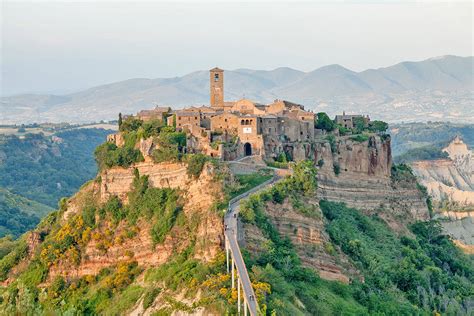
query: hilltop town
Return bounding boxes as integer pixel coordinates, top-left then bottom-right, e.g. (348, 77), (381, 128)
(107, 67), (375, 162)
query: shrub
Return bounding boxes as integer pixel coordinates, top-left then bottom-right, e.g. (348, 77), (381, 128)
(151, 144), (180, 163)
(350, 134), (369, 143)
(119, 117), (143, 133)
(143, 287), (161, 309)
(317, 159), (324, 168)
(352, 117), (367, 134)
(95, 143), (144, 170)
(368, 120), (388, 133)
(0, 238), (28, 281)
(186, 154), (209, 178)
(326, 135), (337, 153)
(333, 163), (340, 175)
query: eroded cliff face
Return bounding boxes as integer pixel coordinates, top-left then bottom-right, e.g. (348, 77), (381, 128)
(48, 161), (224, 281)
(243, 197), (356, 284)
(314, 136), (430, 227)
(410, 137), (474, 252)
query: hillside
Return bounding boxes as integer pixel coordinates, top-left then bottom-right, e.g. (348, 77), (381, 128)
(0, 128), (112, 208)
(1, 55), (472, 124)
(391, 121), (474, 160)
(0, 189), (52, 238)
(0, 119), (472, 315)
(0, 128), (113, 238)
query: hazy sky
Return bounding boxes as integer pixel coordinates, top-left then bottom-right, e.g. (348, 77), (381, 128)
(1, 1), (472, 96)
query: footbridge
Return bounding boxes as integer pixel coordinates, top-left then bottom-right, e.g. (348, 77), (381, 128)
(224, 172), (280, 316)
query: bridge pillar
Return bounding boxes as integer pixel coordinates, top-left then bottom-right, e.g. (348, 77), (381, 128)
(237, 277), (241, 314)
(244, 297), (247, 316)
(226, 238), (229, 273)
(231, 258), (235, 289)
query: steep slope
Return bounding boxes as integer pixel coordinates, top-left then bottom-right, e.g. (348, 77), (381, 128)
(1, 55), (472, 124)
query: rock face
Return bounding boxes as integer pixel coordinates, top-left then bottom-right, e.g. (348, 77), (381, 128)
(49, 162), (224, 281)
(314, 136), (429, 224)
(100, 162), (189, 203)
(411, 137), (474, 207)
(244, 197), (356, 284)
(410, 136), (474, 252)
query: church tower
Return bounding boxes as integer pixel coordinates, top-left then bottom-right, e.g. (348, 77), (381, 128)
(210, 67), (224, 107)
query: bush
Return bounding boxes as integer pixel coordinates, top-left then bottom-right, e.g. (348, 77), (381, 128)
(186, 154), (209, 178)
(0, 238), (28, 281)
(143, 287), (161, 309)
(317, 159), (324, 168)
(333, 163), (340, 175)
(350, 134), (369, 143)
(119, 117), (143, 133)
(151, 129), (186, 164)
(326, 135), (337, 153)
(95, 143), (144, 170)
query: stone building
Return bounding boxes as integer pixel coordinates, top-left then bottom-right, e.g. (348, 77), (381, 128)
(125, 67), (320, 161)
(335, 112), (370, 129)
(137, 106), (171, 121)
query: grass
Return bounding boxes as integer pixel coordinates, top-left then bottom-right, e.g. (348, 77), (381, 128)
(229, 170), (273, 200)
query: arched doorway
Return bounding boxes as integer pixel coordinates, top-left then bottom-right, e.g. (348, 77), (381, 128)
(244, 143), (252, 156)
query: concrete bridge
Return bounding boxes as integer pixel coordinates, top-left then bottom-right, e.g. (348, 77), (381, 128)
(224, 173), (280, 316)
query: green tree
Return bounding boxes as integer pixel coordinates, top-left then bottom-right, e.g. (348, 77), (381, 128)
(315, 112), (336, 132)
(118, 113), (123, 128)
(369, 120), (389, 133)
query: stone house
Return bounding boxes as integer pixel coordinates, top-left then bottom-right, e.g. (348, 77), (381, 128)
(335, 112), (370, 129)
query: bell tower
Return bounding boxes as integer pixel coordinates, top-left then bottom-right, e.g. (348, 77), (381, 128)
(210, 67), (224, 108)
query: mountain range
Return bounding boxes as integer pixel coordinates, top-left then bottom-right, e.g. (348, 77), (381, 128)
(1, 55), (472, 124)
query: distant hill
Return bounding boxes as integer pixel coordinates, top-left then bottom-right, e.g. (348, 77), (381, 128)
(0, 188), (52, 238)
(1, 55), (472, 123)
(390, 121), (474, 159)
(0, 128), (112, 208)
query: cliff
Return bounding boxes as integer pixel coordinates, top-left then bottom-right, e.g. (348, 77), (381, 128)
(314, 136), (430, 227)
(410, 137), (474, 253)
(52, 162), (223, 280)
(243, 196), (357, 284)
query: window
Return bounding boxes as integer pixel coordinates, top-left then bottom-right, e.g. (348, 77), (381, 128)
(225, 118), (227, 122)
(214, 73), (219, 81)
(241, 120), (245, 125)
(195, 116), (197, 120)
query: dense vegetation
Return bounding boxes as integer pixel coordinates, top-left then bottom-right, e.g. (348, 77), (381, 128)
(0, 129), (110, 238)
(95, 117), (187, 169)
(0, 129), (111, 208)
(321, 201), (474, 315)
(0, 189), (53, 238)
